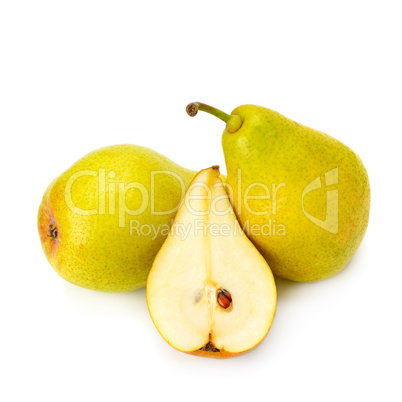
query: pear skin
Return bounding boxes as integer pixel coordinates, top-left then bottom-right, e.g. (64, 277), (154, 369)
(38, 144), (195, 292)
(187, 103), (370, 282)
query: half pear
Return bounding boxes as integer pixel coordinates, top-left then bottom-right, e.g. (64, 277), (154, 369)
(146, 166), (277, 358)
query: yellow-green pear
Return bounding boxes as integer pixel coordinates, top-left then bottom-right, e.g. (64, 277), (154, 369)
(38, 144), (195, 292)
(187, 102), (370, 282)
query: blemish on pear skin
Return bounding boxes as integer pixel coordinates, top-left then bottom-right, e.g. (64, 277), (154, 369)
(48, 224), (58, 240)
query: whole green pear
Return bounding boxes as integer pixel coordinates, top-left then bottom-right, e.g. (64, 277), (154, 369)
(38, 144), (195, 292)
(187, 102), (370, 282)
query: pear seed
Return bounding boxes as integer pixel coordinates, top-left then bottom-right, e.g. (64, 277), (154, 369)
(194, 289), (203, 303)
(217, 288), (232, 309)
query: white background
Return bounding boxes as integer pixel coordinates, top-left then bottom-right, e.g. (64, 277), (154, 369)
(1, 1), (401, 401)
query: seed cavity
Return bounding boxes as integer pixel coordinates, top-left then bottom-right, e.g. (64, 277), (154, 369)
(217, 288), (232, 309)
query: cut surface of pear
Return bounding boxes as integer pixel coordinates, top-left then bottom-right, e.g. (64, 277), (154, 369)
(146, 166), (277, 358)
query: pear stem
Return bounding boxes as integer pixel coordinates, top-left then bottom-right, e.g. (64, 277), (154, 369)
(186, 102), (243, 133)
(186, 102), (231, 124)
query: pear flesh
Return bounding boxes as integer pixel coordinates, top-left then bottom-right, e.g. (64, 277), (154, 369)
(146, 166), (277, 358)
